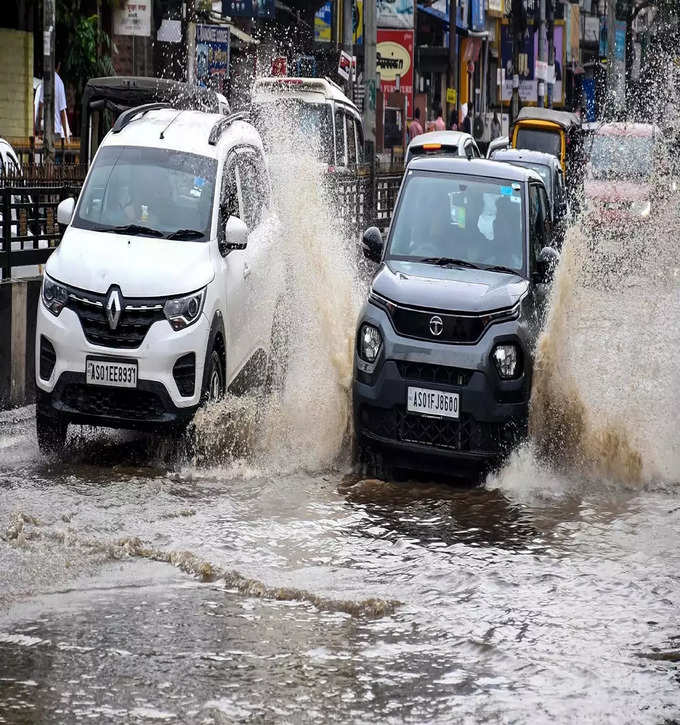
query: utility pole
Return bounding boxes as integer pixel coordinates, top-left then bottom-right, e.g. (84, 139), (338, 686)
(537, 0), (547, 107)
(606, 0), (616, 117)
(42, 0), (55, 162)
(186, 0), (196, 84)
(448, 0), (458, 127)
(510, 0), (525, 124)
(546, 0), (555, 107)
(343, 0), (355, 98)
(364, 0), (377, 151)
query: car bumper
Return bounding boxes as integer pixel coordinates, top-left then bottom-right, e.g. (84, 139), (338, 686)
(35, 300), (209, 429)
(353, 305), (531, 465)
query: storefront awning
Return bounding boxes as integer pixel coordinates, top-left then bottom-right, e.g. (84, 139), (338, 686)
(417, 3), (448, 23)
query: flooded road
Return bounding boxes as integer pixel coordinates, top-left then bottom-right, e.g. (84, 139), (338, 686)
(1, 406), (679, 723)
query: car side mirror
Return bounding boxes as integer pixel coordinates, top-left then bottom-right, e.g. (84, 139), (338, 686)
(535, 246), (560, 283)
(221, 215), (248, 255)
(362, 226), (384, 263)
(57, 197), (75, 226)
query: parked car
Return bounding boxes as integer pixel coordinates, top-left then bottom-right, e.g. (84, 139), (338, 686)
(489, 148), (569, 245)
(35, 106), (283, 452)
(251, 76), (364, 170)
(486, 135), (509, 159)
(404, 131), (481, 166)
(584, 122), (663, 229)
(353, 157), (559, 477)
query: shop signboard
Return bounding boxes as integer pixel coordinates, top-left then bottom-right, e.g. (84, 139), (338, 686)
(113, 0), (151, 37)
(377, 0), (414, 28)
(487, 0), (504, 17)
(196, 24), (230, 90)
(377, 29), (414, 115)
(470, 0), (484, 32)
(222, 0), (274, 18)
(314, 2), (332, 42)
(500, 22), (564, 104)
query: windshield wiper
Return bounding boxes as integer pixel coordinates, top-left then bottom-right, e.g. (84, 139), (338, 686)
(419, 257), (481, 269)
(100, 224), (164, 238)
(166, 229), (205, 240)
(485, 264), (520, 275)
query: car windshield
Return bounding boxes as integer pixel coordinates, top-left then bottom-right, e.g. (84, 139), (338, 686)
(73, 146), (216, 240)
(252, 99), (333, 164)
(513, 162), (552, 201)
(516, 128), (561, 158)
(589, 134), (653, 180)
(388, 171), (526, 274)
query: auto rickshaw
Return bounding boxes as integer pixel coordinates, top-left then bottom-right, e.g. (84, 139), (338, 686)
(79, 76), (230, 166)
(511, 107), (584, 192)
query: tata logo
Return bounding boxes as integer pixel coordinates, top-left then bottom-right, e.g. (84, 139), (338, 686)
(429, 315), (444, 336)
(105, 288), (122, 331)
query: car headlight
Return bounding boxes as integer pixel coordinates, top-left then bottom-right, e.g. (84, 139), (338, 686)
(630, 199), (651, 217)
(164, 288), (206, 331)
(358, 323), (382, 363)
(492, 343), (521, 380)
(42, 275), (69, 316)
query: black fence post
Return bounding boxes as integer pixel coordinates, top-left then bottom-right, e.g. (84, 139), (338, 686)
(1, 189), (10, 280)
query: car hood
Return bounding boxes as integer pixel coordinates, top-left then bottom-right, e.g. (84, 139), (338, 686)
(46, 227), (214, 297)
(373, 260), (528, 314)
(585, 179), (649, 202)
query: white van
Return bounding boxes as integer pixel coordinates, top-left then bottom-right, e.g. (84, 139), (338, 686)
(35, 105), (283, 453)
(251, 77), (364, 169)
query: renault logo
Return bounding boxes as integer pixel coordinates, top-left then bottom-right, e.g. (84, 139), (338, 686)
(429, 315), (444, 336)
(105, 289), (122, 330)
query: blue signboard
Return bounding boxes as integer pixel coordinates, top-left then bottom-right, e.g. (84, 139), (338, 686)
(196, 24), (230, 87)
(222, 0), (273, 18)
(471, 0), (484, 32)
(456, 0), (468, 30)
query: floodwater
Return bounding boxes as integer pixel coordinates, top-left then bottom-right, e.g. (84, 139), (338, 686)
(2, 131), (680, 723)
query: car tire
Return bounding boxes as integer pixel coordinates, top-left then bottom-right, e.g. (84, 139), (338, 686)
(201, 349), (225, 405)
(36, 407), (67, 455)
(359, 443), (392, 481)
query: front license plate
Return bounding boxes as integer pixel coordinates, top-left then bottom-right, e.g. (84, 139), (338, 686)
(407, 386), (459, 419)
(86, 358), (138, 388)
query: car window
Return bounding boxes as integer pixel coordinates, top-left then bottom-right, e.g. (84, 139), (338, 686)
(388, 171), (526, 273)
(538, 184), (552, 238)
(355, 119), (365, 163)
(237, 149), (268, 229)
(346, 114), (357, 165)
(516, 128), (562, 158)
(529, 183), (547, 264)
(219, 161), (241, 236)
(335, 109), (346, 166)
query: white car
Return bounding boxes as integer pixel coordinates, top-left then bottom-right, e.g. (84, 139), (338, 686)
(35, 106), (283, 452)
(405, 131), (481, 166)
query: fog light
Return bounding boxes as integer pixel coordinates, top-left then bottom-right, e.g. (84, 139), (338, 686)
(359, 324), (382, 363)
(492, 344), (520, 380)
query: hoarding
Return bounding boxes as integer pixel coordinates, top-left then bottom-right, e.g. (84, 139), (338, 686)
(113, 1), (151, 37)
(222, 0), (274, 19)
(377, 29), (414, 115)
(377, 0), (414, 29)
(500, 23), (565, 105)
(196, 24), (230, 90)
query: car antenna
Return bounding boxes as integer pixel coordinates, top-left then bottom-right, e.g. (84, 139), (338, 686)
(160, 110), (182, 140)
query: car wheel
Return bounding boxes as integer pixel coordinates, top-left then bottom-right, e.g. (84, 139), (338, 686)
(201, 349), (225, 405)
(359, 443), (392, 481)
(36, 408), (67, 455)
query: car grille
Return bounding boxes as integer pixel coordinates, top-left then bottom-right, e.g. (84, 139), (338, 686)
(66, 288), (166, 349)
(61, 384), (166, 421)
(389, 305), (487, 344)
(359, 405), (514, 454)
(396, 360), (472, 387)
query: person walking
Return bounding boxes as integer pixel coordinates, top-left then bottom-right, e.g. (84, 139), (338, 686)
(491, 112), (502, 140)
(409, 106), (424, 141)
(35, 60), (70, 141)
(433, 106), (446, 131)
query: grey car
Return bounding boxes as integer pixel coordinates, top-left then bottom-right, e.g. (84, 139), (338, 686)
(353, 157), (558, 476)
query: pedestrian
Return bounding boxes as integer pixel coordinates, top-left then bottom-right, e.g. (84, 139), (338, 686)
(448, 107), (458, 131)
(491, 111), (502, 140)
(409, 106), (424, 141)
(34, 59), (70, 142)
(462, 110), (471, 135)
(433, 106), (446, 131)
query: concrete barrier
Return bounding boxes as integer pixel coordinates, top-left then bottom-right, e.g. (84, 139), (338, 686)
(0, 276), (41, 410)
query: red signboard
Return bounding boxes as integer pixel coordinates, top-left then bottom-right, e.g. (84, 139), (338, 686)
(376, 29), (414, 116)
(271, 57), (287, 76)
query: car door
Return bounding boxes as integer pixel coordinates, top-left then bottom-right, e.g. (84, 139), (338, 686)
(233, 146), (279, 362)
(216, 154), (250, 384)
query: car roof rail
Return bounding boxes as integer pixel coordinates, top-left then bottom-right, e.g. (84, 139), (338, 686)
(324, 76), (344, 92)
(208, 111), (250, 146)
(112, 102), (174, 134)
